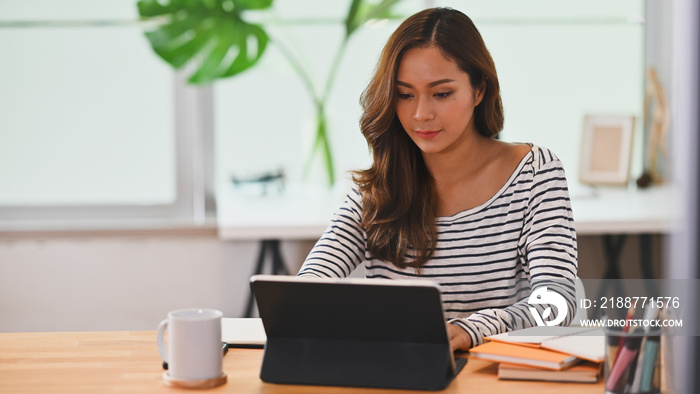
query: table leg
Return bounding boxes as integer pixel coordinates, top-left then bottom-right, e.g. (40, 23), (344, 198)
(244, 239), (288, 318)
(603, 235), (626, 280)
(639, 233), (660, 297)
(593, 234), (627, 318)
(270, 239), (289, 275)
(639, 234), (655, 279)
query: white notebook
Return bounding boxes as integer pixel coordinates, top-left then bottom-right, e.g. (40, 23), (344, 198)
(221, 318), (266, 347)
(486, 326), (605, 363)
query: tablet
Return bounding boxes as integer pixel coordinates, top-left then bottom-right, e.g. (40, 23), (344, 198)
(250, 275), (467, 391)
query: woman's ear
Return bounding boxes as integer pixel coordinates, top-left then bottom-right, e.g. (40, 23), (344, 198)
(474, 80), (486, 106)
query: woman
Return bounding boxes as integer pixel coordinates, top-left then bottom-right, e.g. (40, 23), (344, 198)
(298, 7), (577, 351)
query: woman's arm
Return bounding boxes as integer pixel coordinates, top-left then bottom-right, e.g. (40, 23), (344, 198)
(298, 189), (367, 278)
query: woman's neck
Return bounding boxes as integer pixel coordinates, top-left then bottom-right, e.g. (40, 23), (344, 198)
(422, 133), (496, 187)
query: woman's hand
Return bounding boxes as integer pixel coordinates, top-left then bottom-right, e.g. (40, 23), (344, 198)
(447, 323), (472, 352)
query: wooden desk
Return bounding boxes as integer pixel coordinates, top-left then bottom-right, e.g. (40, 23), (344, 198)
(0, 331), (604, 393)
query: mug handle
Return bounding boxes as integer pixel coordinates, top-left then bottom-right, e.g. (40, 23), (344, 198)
(156, 319), (169, 363)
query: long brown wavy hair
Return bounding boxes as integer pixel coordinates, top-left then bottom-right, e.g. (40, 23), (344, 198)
(352, 7), (504, 269)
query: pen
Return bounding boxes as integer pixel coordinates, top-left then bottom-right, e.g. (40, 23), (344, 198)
(613, 306), (636, 363)
(605, 337), (642, 392)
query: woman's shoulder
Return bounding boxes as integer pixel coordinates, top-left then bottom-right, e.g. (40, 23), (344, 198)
(490, 141), (531, 176)
(504, 142), (532, 164)
(344, 187), (364, 211)
(505, 143), (564, 173)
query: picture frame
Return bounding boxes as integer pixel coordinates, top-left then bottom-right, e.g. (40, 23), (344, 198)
(579, 115), (635, 185)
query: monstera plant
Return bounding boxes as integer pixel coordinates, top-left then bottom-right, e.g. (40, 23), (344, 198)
(138, 0), (402, 186)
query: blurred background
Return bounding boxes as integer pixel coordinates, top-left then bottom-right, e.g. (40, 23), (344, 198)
(0, 0), (681, 335)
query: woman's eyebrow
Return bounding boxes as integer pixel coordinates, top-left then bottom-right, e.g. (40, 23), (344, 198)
(396, 79), (455, 88)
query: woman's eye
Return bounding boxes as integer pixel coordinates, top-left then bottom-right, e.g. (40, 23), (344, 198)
(435, 92), (452, 99)
(397, 93), (413, 100)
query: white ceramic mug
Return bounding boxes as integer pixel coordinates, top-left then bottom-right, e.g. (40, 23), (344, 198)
(157, 308), (223, 381)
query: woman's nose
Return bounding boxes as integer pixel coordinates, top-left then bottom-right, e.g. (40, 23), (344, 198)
(413, 97), (435, 122)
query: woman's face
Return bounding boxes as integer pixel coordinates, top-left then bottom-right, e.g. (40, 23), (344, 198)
(395, 45), (484, 156)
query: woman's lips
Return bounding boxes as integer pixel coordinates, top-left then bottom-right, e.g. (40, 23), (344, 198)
(415, 130), (441, 139)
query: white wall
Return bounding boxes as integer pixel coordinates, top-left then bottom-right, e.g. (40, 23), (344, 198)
(0, 234), (314, 332)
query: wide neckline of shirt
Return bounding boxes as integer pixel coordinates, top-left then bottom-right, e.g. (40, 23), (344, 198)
(435, 144), (535, 223)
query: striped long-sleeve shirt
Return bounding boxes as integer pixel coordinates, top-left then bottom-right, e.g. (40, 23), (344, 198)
(298, 145), (578, 346)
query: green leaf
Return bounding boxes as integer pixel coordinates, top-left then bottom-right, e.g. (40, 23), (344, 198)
(345, 0), (402, 36)
(318, 118), (335, 186)
(143, 18), (192, 48)
(220, 23), (269, 78)
(345, 0), (363, 36)
(235, 0), (273, 10)
(138, 0), (274, 84)
(138, 0), (180, 17)
(363, 0), (402, 21)
(188, 23), (236, 83)
(148, 16), (216, 69)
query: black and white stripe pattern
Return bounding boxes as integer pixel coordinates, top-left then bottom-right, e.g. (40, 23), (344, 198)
(298, 145), (578, 345)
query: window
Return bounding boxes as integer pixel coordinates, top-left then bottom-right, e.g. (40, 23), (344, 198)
(0, 1), (212, 229)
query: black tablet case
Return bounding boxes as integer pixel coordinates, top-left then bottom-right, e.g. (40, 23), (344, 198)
(251, 276), (467, 391)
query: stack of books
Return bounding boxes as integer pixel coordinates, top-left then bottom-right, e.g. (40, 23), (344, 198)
(468, 326), (605, 383)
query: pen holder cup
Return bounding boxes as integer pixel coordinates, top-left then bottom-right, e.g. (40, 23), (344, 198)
(604, 327), (662, 394)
